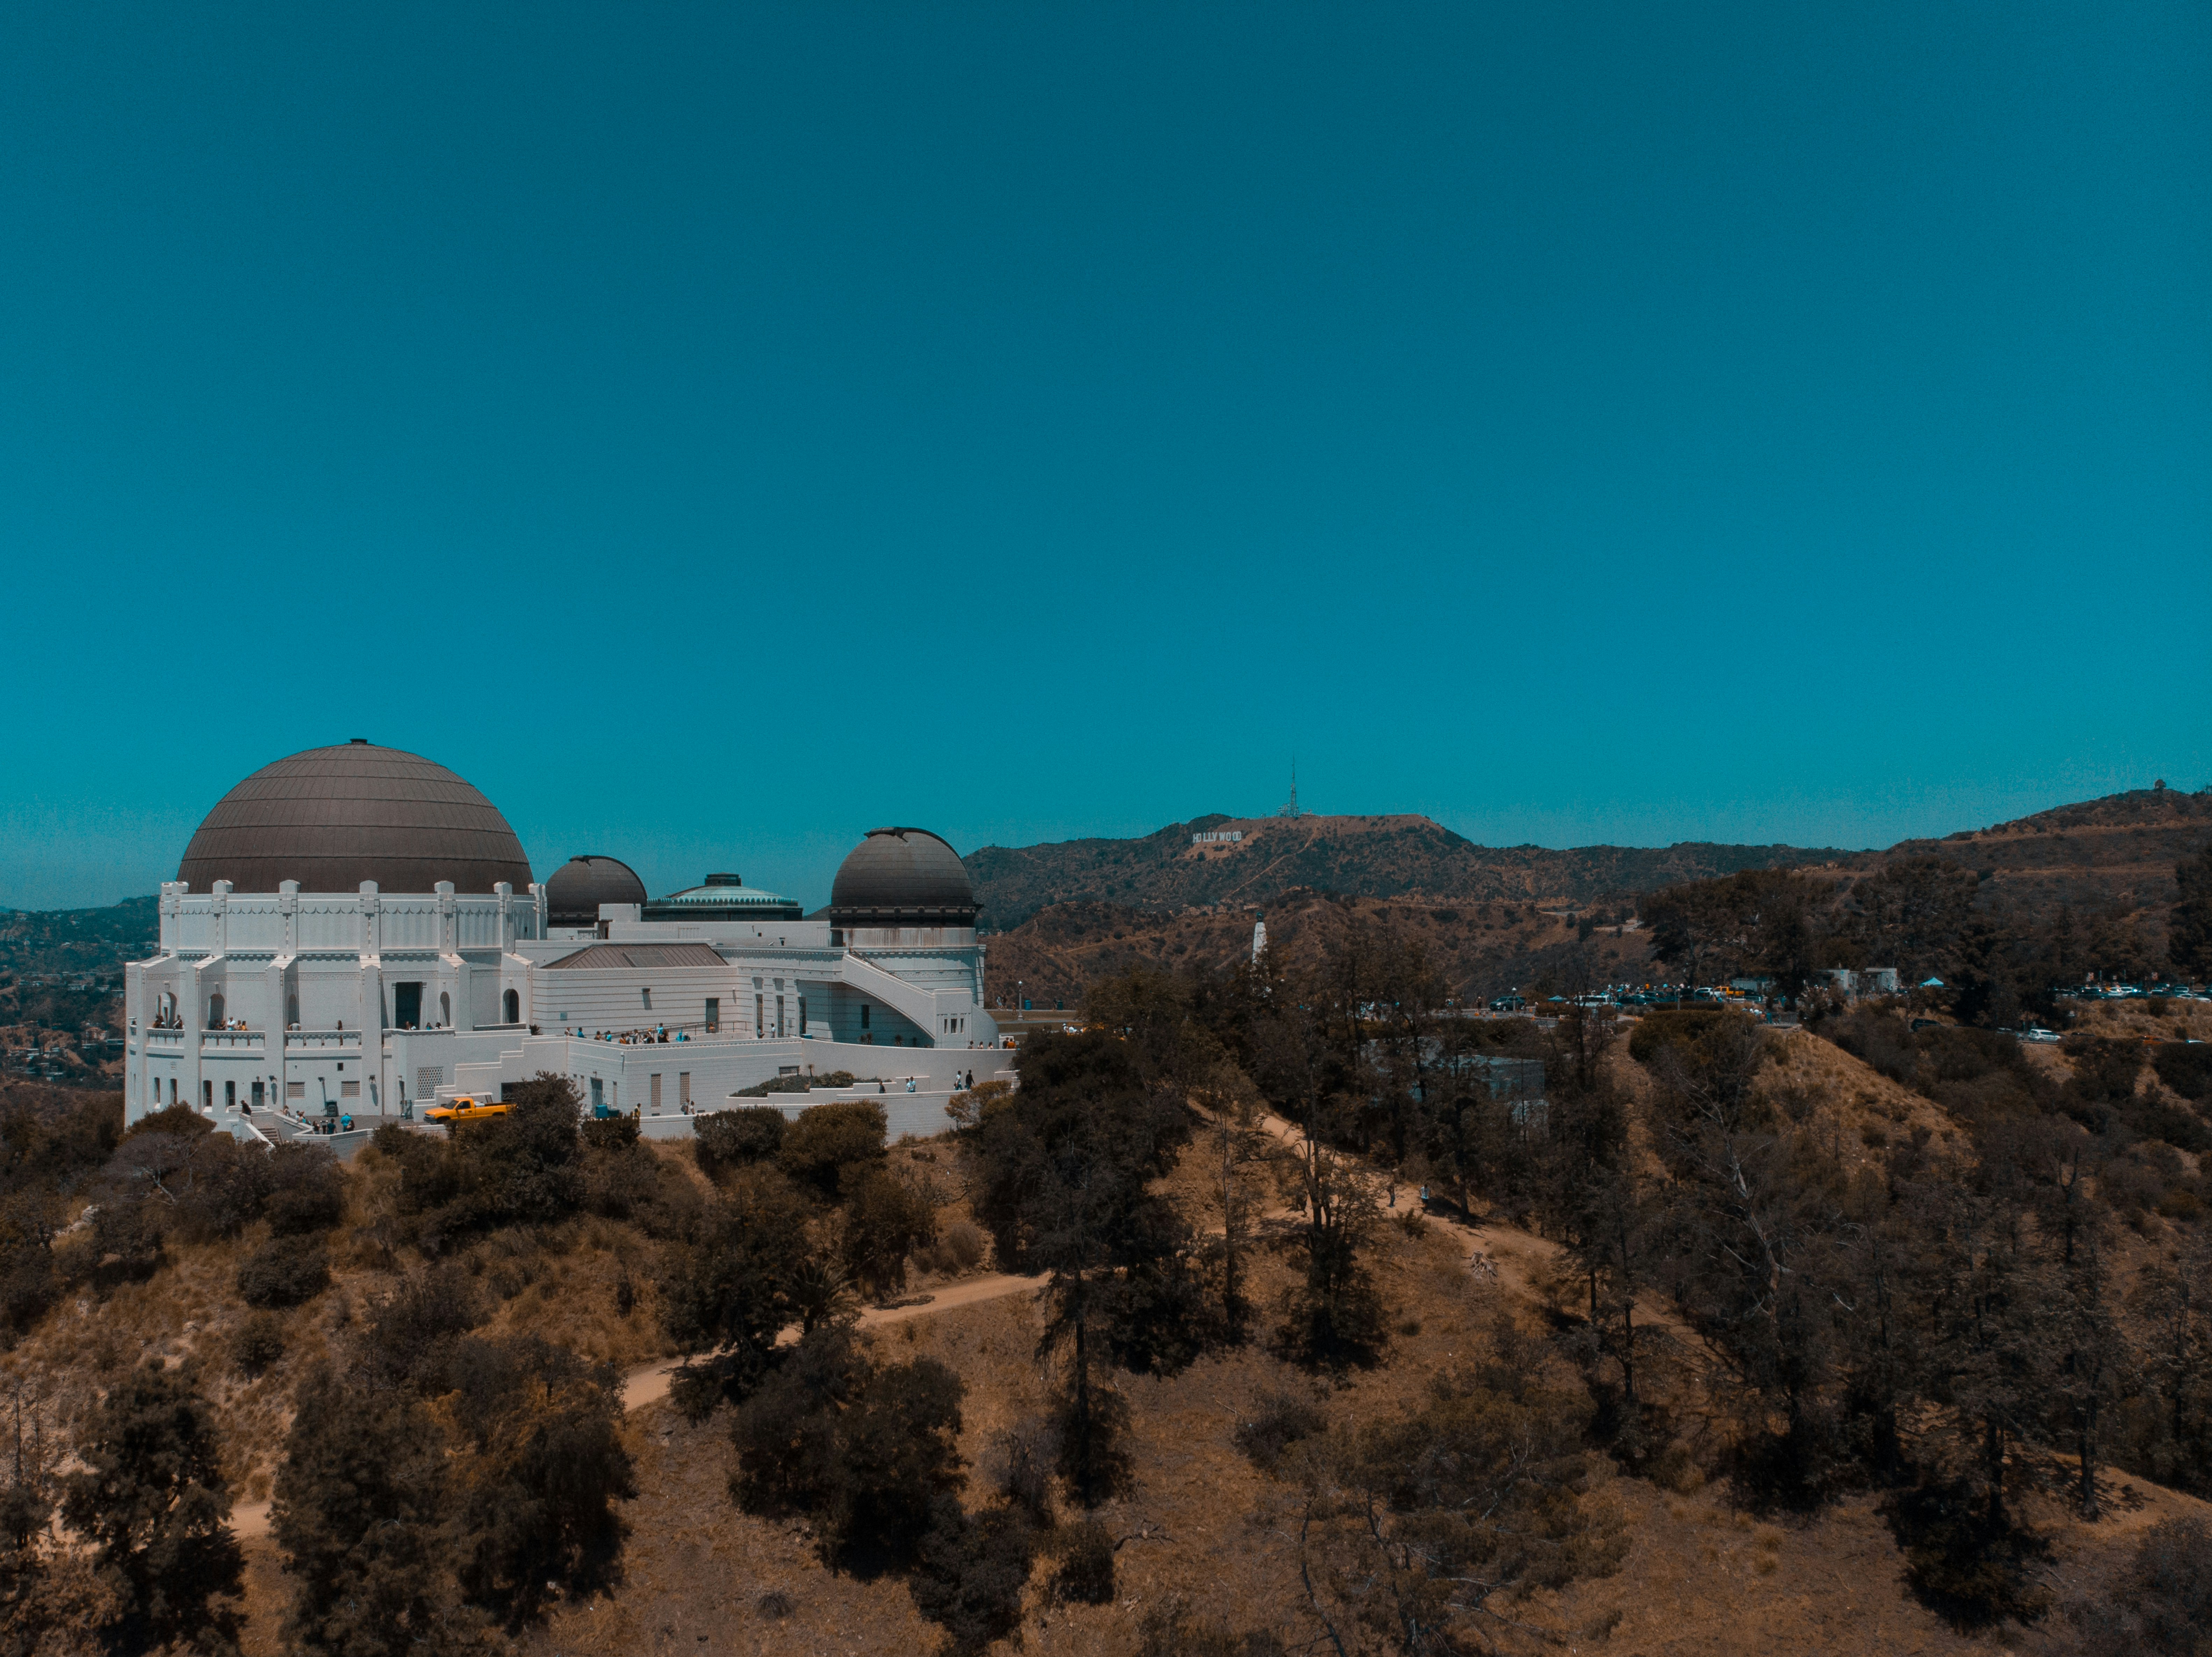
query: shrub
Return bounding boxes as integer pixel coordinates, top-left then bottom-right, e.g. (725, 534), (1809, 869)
(918, 1219), (987, 1277)
(265, 1143), (344, 1235)
(232, 1311), (287, 1377)
(2130, 1517), (2212, 1654)
(237, 1236), (330, 1309)
(1137, 1598), (1284, 1657)
(983, 1420), (1056, 1526)
(734, 1070), (856, 1099)
(579, 1115), (639, 1152)
(776, 1100), (886, 1196)
(1626, 1007), (1738, 1068)
(694, 1107), (787, 1179)
(120, 1104), (213, 1142)
(1881, 1476), (2051, 1629)
(1233, 1389), (1326, 1472)
(359, 1268), (481, 1389)
(2154, 1042), (2212, 1103)
(910, 1503), (1036, 1656)
(1053, 1517), (1115, 1604)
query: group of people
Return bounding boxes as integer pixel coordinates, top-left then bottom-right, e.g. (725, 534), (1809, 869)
(578, 1025), (689, 1045)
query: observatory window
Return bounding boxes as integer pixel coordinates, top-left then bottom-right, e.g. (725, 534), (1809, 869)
(393, 982), (422, 1029)
(439, 991), (451, 1026)
(207, 994), (224, 1029)
(503, 989), (519, 1024)
(860, 1004), (870, 1031)
(799, 996), (806, 1036)
(224, 1081), (235, 1109)
(755, 995), (764, 1036)
(642, 988), (652, 1011)
(202, 1081), (212, 1111)
(251, 1081), (264, 1109)
(680, 1072), (691, 1106)
(704, 997), (719, 1033)
(286, 1081), (304, 1100)
(651, 1074), (662, 1112)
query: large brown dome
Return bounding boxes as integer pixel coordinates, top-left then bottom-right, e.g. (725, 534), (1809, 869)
(176, 741), (534, 895)
(828, 827), (978, 924)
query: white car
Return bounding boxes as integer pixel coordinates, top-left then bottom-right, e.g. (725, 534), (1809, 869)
(2021, 1027), (2061, 1044)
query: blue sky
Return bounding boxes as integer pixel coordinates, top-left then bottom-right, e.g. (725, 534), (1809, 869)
(2, 2), (2206, 912)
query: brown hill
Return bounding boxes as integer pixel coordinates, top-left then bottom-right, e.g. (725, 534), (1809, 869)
(983, 890), (1656, 1008)
(1870, 785), (2212, 923)
(975, 789), (2212, 1007)
(966, 811), (1839, 930)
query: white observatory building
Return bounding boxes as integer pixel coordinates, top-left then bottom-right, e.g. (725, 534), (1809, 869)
(125, 741), (1008, 1140)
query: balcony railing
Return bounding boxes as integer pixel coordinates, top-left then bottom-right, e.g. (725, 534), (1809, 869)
(283, 1030), (364, 1053)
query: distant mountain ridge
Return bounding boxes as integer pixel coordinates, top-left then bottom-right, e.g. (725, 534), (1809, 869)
(964, 811), (1845, 930)
(970, 788), (2212, 1005)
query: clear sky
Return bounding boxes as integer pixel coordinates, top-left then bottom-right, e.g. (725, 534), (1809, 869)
(2, 2), (2206, 913)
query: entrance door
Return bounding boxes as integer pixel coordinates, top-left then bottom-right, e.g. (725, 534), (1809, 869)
(393, 982), (422, 1029)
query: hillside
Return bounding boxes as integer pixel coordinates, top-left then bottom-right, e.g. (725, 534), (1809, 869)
(1877, 786), (2212, 925)
(965, 812), (1841, 930)
(975, 789), (2212, 1007)
(982, 890), (1655, 1007)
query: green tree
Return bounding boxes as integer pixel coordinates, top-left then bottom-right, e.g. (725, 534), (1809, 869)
(971, 1030), (1195, 1503)
(58, 1363), (243, 1656)
(840, 1167), (936, 1300)
(432, 1337), (634, 1628)
(659, 1165), (831, 1412)
(273, 1364), (475, 1656)
(731, 1327), (968, 1575)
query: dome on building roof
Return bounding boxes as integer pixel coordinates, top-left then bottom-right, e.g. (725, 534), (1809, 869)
(175, 741), (534, 895)
(544, 854), (648, 928)
(643, 873), (803, 922)
(828, 827), (978, 924)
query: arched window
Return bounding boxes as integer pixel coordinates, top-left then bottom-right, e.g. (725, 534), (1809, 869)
(207, 993), (224, 1029)
(503, 989), (520, 1024)
(439, 991), (451, 1027)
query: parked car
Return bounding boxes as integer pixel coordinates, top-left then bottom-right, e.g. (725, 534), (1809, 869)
(423, 1096), (509, 1126)
(2021, 1027), (2061, 1044)
(1489, 995), (1525, 1013)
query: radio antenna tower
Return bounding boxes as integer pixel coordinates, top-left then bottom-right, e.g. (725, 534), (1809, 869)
(1278, 758), (1304, 819)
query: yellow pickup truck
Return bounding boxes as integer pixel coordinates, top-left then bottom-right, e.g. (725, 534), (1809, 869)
(422, 1096), (510, 1126)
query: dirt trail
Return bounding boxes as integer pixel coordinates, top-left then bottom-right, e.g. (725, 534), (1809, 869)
(619, 1270), (1043, 1413)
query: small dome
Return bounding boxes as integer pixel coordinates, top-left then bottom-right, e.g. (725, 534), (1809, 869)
(643, 873), (803, 922)
(544, 855), (648, 928)
(829, 827), (978, 924)
(177, 742), (532, 895)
